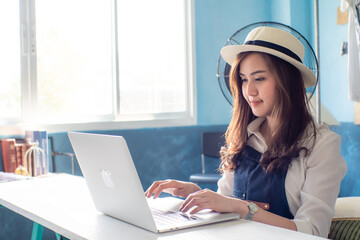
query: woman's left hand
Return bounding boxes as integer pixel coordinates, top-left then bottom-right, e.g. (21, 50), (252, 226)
(179, 189), (244, 215)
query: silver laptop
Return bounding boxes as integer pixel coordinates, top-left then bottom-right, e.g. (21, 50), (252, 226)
(68, 131), (240, 233)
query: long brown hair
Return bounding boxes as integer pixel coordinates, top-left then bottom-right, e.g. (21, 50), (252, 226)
(220, 52), (316, 173)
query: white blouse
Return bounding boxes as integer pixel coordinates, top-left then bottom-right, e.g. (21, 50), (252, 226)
(217, 118), (347, 238)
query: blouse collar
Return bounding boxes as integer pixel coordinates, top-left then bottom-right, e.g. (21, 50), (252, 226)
(247, 117), (265, 137)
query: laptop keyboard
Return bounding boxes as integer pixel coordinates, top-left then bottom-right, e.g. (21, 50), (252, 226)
(151, 208), (198, 226)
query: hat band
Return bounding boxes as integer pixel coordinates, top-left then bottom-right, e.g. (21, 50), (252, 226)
(244, 40), (302, 63)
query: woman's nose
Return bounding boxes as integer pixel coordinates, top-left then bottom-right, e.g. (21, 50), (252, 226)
(245, 81), (257, 96)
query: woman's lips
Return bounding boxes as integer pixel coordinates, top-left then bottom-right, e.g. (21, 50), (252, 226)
(249, 100), (262, 107)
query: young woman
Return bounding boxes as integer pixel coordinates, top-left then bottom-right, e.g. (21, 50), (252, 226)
(145, 26), (347, 238)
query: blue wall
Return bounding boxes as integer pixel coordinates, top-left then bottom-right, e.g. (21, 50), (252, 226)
(317, 0), (360, 197)
(331, 123), (360, 196)
(319, 0), (353, 122)
(195, 0), (271, 125)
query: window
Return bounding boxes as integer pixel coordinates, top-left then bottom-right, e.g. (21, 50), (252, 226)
(117, 0), (188, 115)
(35, 0), (113, 122)
(0, 1), (21, 122)
(0, 0), (195, 132)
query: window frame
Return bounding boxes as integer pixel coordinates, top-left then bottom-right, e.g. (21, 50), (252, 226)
(0, 0), (196, 134)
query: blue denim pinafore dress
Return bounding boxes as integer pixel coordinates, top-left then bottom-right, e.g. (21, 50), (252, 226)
(233, 145), (294, 219)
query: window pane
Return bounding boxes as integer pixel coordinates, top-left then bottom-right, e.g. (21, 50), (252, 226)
(117, 0), (188, 115)
(0, 1), (21, 119)
(35, 0), (113, 121)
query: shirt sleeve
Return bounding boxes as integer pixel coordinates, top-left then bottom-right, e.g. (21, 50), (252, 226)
(292, 128), (347, 237)
(217, 170), (234, 197)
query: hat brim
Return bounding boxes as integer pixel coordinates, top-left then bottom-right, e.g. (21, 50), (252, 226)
(221, 45), (316, 88)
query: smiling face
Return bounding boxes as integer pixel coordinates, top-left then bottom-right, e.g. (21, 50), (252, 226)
(240, 53), (278, 121)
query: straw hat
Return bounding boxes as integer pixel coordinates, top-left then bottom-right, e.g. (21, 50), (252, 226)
(220, 26), (316, 88)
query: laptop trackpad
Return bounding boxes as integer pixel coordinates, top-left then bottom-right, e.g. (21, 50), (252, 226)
(147, 197), (183, 213)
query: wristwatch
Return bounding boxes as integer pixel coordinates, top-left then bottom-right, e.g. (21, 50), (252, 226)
(245, 202), (259, 220)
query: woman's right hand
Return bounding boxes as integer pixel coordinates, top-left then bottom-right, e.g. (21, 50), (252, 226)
(145, 180), (201, 199)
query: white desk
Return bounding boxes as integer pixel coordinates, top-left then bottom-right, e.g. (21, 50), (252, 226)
(0, 174), (325, 240)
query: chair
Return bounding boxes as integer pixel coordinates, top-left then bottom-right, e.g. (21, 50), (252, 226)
(189, 131), (225, 184)
(329, 197), (360, 240)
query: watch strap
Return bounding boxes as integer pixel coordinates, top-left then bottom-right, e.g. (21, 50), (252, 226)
(246, 200), (270, 210)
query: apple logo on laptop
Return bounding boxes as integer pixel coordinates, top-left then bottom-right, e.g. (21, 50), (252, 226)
(100, 169), (115, 188)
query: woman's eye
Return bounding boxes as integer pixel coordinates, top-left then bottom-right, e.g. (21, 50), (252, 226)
(240, 78), (247, 82)
(255, 77), (265, 81)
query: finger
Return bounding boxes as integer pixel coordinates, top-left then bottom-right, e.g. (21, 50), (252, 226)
(179, 194), (193, 211)
(180, 196), (208, 213)
(145, 181), (160, 197)
(180, 189), (207, 209)
(153, 181), (180, 199)
(152, 185), (166, 199)
(171, 189), (188, 198)
(145, 181), (166, 197)
(181, 189), (215, 212)
(189, 205), (208, 215)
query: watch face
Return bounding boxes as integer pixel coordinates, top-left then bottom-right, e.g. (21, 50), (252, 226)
(249, 202), (258, 212)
